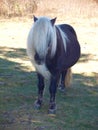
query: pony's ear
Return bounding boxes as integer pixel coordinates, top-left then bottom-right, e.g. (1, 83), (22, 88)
(33, 15), (38, 22)
(51, 17), (57, 26)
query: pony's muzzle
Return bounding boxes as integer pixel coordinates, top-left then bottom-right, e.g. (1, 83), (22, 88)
(34, 53), (44, 65)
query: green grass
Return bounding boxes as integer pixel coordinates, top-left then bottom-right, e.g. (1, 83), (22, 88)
(0, 47), (98, 130)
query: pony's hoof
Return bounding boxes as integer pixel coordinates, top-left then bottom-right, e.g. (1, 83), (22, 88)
(58, 85), (66, 93)
(48, 108), (56, 115)
(48, 103), (57, 115)
(34, 100), (42, 110)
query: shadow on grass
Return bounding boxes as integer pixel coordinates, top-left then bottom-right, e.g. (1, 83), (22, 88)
(0, 46), (98, 130)
(0, 57), (37, 108)
(0, 46), (28, 60)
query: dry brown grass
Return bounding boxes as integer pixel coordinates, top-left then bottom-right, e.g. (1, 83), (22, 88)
(0, 0), (98, 18)
(0, 0), (38, 17)
(36, 0), (98, 18)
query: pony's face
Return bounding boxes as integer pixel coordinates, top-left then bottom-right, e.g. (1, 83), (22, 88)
(30, 16), (57, 65)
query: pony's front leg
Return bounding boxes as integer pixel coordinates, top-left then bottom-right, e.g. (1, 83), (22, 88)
(48, 75), (59, 114)
(34, 73), (44, 109)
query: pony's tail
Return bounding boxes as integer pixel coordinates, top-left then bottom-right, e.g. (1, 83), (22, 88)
(64, 68), (72, 87)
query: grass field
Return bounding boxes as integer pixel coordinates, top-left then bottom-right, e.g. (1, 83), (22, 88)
(0, 46), (98, 130)
(0, 0), (98, 129)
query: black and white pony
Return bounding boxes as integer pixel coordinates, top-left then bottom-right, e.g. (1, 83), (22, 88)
(27, 16), (80, 114)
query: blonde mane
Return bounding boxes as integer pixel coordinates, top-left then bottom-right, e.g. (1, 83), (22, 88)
(27, 17), (57, 59)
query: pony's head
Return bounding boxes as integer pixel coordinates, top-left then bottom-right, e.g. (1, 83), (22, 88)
(27, 16), (57, 65)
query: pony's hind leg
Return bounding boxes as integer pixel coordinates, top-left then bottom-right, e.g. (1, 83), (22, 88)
(58, 70), (67, 92)
(34, 73), (44, 109)
(59, 68), (72, 92)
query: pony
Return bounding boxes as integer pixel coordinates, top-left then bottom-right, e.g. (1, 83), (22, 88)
(27, 16), (80, 114)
